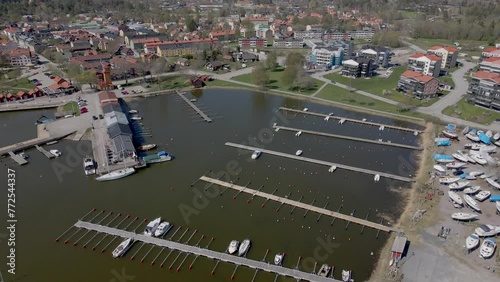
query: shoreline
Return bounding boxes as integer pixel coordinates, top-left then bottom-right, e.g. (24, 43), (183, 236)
(368, 122), (436, 281)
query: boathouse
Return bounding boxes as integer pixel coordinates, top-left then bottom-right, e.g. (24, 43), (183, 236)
(391, 236), (407, 262)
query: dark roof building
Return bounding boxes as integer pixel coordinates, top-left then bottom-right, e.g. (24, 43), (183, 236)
(108, 122), (132, 139)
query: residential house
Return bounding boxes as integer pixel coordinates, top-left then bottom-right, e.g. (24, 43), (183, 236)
(478, 57), (500, 74)
(209, 30), (236, 42)
(48, 77), (76, 94)
(427, 46), (458, 69)
(466, 70), (500, 110)
(481, 47), (500, 58)
(149, 38), (219, 57)
(359, 45), (391, 68)
(341, 58), (374, 77)
(9, 48), (37, 66)
(397, 70), (439, 99)
(3, 27), (20, 41)
(309, 47), (344, 68)
(273, 39), (303, 49)
(205, 61), (229, 71)
(238, 38), (267, 49)
(176, 58), (190, 66)
(242, 17), (269, 27)
(233, 52), (258, 62)
(407, 53), (442, 77)
(255, 25), (273, 39)
(323, 31), (351, 41)
(129, 37), (161, 50)
(189, 76), (204, 88)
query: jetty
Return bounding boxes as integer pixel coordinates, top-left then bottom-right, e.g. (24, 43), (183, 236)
(279, 107), (423, 133)
(225, 142), (414, 183)
(200, 176), (400, 233)
(176, 91), (212, 123)
(274, 125), (422, 150)
(0, 132), (74, 157)
(35, 145), (55, 159)
(71, 220), (340, 282)
(8, 152), (28, 165)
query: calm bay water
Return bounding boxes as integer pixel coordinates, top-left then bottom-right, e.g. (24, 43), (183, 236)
(0, 89), (420, 282)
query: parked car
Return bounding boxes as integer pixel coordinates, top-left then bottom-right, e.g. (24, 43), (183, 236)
(80, 108), (88, 114)
(92, 115), (98, 120)
(35, 83), (42, 86)
(50, 76), (55, 79)
(98, 114), (104, 119)
(122, 91), (129, 95)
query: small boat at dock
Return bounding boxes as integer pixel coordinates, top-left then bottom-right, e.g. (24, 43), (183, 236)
(451, 213), (478, 221)
(143, 151), (172, 164)
(154, 221), (170, 238)
(20, 152), (29, 159)
(462, 126), (470, 135)
(138, 144), (156, 151)
(295, 150), (303, 156)
(480, 238), (496, 259)
(494, 132), (500, 140)
(50, 149), (62, 157)
(228, 240), (239, 255)
(328, 166), (337, 173)
(295, 131), (302, 137)
(342, 269), (351, 282)
(374, 174), (380, 182)
(466, 132), (480, 142)
(466, 234), (480, 250)
(317, 264), (331, 277)
(274, 253), (284, 265)
(303, 108), (308, 111)
(83, 156), (96, 175)
(190, 98), (197, 102)
(128, 110), (138, 114)
(143, 217), (161, 236)
(112, 238), (133, 258)
(130, 115), (142, 121)
(96, 167), (135, 181)
(251, 150), (262, 160)
(339, 119), (345, 124)
(238, 239), (251, 257)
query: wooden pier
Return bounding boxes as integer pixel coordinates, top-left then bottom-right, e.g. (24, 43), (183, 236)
(8, 152), (28, 165)
(176, 91), (212, 123)
(200, 176), (401, 233)
(72, 220), (340, 282)
(0, 131), (74, 157)
(274, 125), (422, 150)
(225, 142), (414, 183)
(279, 107), (423, 133)
(35, 145), (55, 159)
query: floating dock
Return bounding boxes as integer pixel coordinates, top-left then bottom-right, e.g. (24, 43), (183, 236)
(274, 125), (422, 150)
(279, 107), (423, 133)
(8, 152), (28, 165)
(71, 220), (340, 282)
(176, 91), (212, 123)
(225, 142), (414, 183)
(0, 132), (74, 157)
(199, 176), (401, 233)
(35, 145), (55, 159)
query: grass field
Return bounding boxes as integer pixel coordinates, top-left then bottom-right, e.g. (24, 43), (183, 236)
(442, 98), (500, 125)
(0, 77), (34, 93)
(62, 101), (80, 116)
(232, 68), (325, 95)
(316, 84), (426, 118)
(205, 79), (257, 90)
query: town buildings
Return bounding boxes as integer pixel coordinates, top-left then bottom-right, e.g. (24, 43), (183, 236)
(478, 57), (500, 74)
(341, 58), (374, 77)
(427, 46), (458, 69)
(238, 37), (267, 48)
(397, 70), (439, 99)
(466, 71), (500, 110)
(407, 53), (442, 77)
(309, 47), (344, 68)
(358, 45), (391, 68)
(481, 47), (500, 58)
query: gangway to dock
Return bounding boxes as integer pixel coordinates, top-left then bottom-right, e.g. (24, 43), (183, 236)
(199, 176), (401, 233)
(35, 145), (55, 159)
(70, 220), (341, 282)
(176, 91), (212, 123)
(273, 125), (422, 150)
(279, 107), (423, 133)
(225, 142), (414, 183)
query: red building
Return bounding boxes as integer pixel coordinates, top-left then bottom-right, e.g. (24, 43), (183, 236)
(238, 38), (267, 48)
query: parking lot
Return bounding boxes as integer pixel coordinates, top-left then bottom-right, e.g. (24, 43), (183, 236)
(28, 71), (57, 94)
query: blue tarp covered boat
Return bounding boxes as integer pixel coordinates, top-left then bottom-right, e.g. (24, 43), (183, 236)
(446, 124), (456, 131)
(436, 140), (451, 146)
(489, 195), (500, 202)
(478, 132), (491, 144)
(434, 154), (453, 160)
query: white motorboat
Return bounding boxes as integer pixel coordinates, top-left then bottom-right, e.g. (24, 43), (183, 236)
(475, 190), (491, 201)
(493, 132), (500, 140)
(449, 181), (469, 190)
(238, 239), (251, 257)
(451, 213), (478, 221)
(434, 165), (446, 173)
(154, 221), (170, 238)
(466, 234), (480, 250)
(130, 115), (142, 121)
(464, 186), (481, 195)
(342, 270), (351, 282)
(480, 174), (493, 179)
(303, 108), (308, 111)
(295, 131), (302, 137)
(464, 195), (481, 212)
(465, 174), (477, 180)
(469, 171), (484, 177)
(190, 98), (197, 102)
(328, 166), (337, 173)
(228, 240), (239, 254)
(470, 154), (487, 165)
(485, 178), (500, 189)
(138, 144), (156, 151)
(295, 150), (303, 156)
(475, 225), (500, 237)
(452, 153), (468, 163)
(339, 118), (345, 124)
(439, 177), (460, 185)
(128, 110), (138, 114)
(112, 238), (133, 258)
(324, 116), (330, 121)
(50, 149), (62, 157)
(442, 130), (458, 139)
(448, 191), (463, 206)
(446, 162), (466, 169)
(479, 238), (496, 259)
(374, 174), (380, 182)
(465, 143), (482, 150)
(274, 253), (284, 265)
(462, 126), (470, 135)
(486, 130), (493, 138)
(317, 264), (332, 277)
(96, 167), (135, 181)
(251, 150), (262, 160)
(143, 217), (161, 236)
(83, 156), (96, 176)
(466, 133), (480, 142)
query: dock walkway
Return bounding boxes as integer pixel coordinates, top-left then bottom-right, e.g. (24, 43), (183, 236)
(176, 91), (212, 123)
(0, 132), (74, 157)
(200, 176), (401, 233)
(35, 145), (55, 159)
(8, 152), (28, 165)
(225, 142), (414, 183)
(74, 220), (340, 282)
(274, 125), (422, 150)
(279, 107), (423, 133)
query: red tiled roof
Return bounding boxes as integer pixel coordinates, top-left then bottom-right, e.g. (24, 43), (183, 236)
(243, 17), (268, 22)
(98, 91), (117, 102)
(401, 70), (435, 83)
(210, 30), (235, 36)
(428, 45), (458, 52)
(3, 27), (18, 34)
(409, 53), (425, 58)
(130, 37), (160, 44)
(483, 57), (500, 65)
(483, 47), (500, 53)
(473, 71), (500, 83)
(145, 38), (218, 48)
(9, 48), (32, 57)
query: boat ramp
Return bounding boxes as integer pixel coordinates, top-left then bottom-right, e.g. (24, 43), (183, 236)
(199, 176), (401, 233)
(176, 91), (212, 123)
(225, 142), (414, 183)
(279, 107), (423, 133)
(273, 125), (422, 150)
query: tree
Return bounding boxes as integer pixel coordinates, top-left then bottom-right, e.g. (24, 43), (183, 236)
(186, 16), (198, 32)
(252, 62), (269, 90)
(285, 52), (305, 67)
(265, 51), (279, 70)
(293, 68), (315, 92)
(150, 59), (168, 81)
(282, 64), (298, 86)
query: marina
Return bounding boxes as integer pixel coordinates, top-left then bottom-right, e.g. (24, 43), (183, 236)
(35, 145), (56, 159)
(278, 107), (423, 133)
(176, 90), (212, 123)
(273, 124), (422, 150)
(225, 142), (414, 183)
(199, 176), (401, 233)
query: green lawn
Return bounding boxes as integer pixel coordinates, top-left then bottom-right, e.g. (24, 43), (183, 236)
(147, 75), (192, 91)
(232, 68), (325, 95)
(62, 101), (80, 116)
(0, 77), (34, 93)
(442, 98), (500, 125)
(324, 66), (441, 106)
(316, 84), (426, 118)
